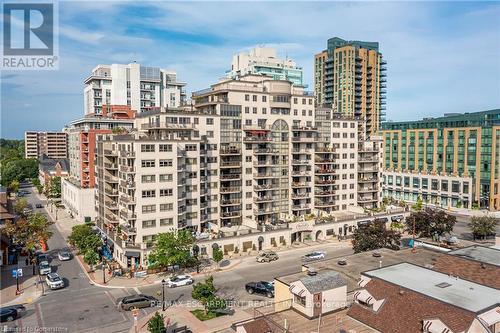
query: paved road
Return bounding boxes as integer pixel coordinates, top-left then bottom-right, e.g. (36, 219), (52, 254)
(2, 185), (353, 332)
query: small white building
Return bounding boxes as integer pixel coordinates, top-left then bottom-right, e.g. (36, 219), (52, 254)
(274, 268), (347, 318)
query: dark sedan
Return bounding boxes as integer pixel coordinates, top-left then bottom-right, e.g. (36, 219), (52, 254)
(0, 305), (26, 322)
(245, 281), (274, 298)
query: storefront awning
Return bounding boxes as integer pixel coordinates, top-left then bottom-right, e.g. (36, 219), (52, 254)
(124, 251), (141, 258)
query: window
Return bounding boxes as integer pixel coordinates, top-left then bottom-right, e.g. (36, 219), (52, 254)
(141, 175), (155, 183)
(294, 294), (306, 307)
(253, 107), (257, 114)
(142, 219), (156, 228)
(262, 96), (267, 102)
(142, 205), (156, 213)
(245, 107), (249, 114)
(160, 189), (173, 197)
(245, 94), (249, 101)
(159, 144), (172, 152)
(262, 107), (267, 114)
(160, 218), (173, 226)
(159, 203), (173, 212)
(252, 95), (257, 102)
(441, 180), (449, 192)
(141, 144), (155, 152)
(452, 181), (460, 193)
(141, 160), (155, 168)
(142, 190), (156, 198)
(206, 118), (214, 125)
(159, 159), (173, 167)
(159, 174), (173, 182)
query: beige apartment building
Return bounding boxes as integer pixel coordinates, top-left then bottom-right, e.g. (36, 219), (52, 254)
(24, 131), (68, 159)
(94, 75), (382, 267)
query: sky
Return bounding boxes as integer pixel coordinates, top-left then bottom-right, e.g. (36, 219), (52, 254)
(1, 1), (499, 139)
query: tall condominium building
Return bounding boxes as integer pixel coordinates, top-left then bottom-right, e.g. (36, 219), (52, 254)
(84, 63), (186, 115)
(24, 131), (68, 159)
(314, 37), (387, 137)
(62, 115), (134, 223)
(94, 75), (383, 267)
(226, 47), (305, 87)
(381, 109), (500, 210)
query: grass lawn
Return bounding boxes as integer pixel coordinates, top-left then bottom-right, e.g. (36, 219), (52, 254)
(190, 309), (226, 321)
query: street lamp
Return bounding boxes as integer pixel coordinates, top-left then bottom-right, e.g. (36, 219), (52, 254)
(161, 279), (166, 311)
(102, 258), (107, 284)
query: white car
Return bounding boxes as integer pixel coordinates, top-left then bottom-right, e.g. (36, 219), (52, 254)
(45, 273), (64, 290)
(166, 275), (194, 288)
(58, 251), (71, 261)
(302, 251), (326, 261)
(39, 261), (51, 275)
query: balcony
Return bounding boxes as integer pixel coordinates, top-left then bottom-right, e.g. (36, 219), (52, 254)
(292, 148), (312, 154)
(254, 208), (277, 215)
(253, 173), (274, 179)
(104, 162), (118, 169)
(292, 170), (310, 176)
(253, 160), (279, 166)
(358, 167), (379, 173)
(291, 160), (310, 165)
(291, 205), (309, 210)
(121, 224), (137, 235)
(254, 184), (279, 191)
(315, 201), (336, 207)
(220, 199), (241, 206)
(359, 177), (378, 183)
(291, 136), (316, 142)
(315, 158), (335, 164)
(120, 194), (135, 204)
(220, 161), (241, 168)
(220, 148), (241, 155)
(254, 196), (273, 203)
(315, 179), (336, 185)
(358, 187), (378, 193)
(105, 200), (118, 209)
(315, 147), (335, 153)
(220, 174), (241, 180)
(120, 209), (137, 220)
(315, 169), (336, 175)
(243, 136), (272, 143)
(120, 179), (136, 189)
(315, 190), (336, 196)
(104, 149), (117, 156)
(104, 175), (119, 183)
(119, 150), (135, 158)
(221, 211), (241, 218)
(292, 125), (317, 132)
(120, 165), (135, 173)
(291, 193), (310, 199)
(358, 196), (378, 203)
(141, 122), (195, 130)
(254, 148), (279, 155)
(104, 213), (118, 224)
(104, 186), (118, 195)
(292, 182), (308, 188)
(220, 187), (240, 193)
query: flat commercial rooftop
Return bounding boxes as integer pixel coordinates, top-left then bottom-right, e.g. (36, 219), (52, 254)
(303, 248), (443, 292)
(448, 245), (500, 267)
(364, 262), (500, 313)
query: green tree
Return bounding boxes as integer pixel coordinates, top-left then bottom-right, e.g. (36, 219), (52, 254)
(1, 158), (38, 186)
(191, 276), (226, 315)
(406, 208), (456, 238)
(4, 212), (53, 252)
(84, 249), (100, 271)
(68, 224), (102, 254)
(47, 176), (61, 198)
(412, 196), (423, 212)
(469, 215), (498, 239)
(148, 230), (195, 269)
(352, 222), (402, 253)
(13, 198), (28, 215)
(147, 312), (166, 333)
(9, 180), (20, 193)
(212, 248), (224, 268)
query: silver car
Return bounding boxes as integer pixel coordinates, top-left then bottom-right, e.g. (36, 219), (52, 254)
(45, 273), (64, 290)
(39, 261), (51, 275)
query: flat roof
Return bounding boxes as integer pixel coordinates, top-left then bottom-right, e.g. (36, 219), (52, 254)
(364, 262), (500, 313)
(303, 247), (443, 292)
(447, 246), (500, 267)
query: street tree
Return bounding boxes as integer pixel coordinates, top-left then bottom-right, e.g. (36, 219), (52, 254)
(212, 248), (223, 269)
(68, 224), (102, 254)
(13, 198), (28, 215)
(405, 208), (456, 238)
(352, 222), (401, 253)
(4, 212), (53, 252)
(412, 196), (423, 212)
(84, 249), (100, 271)
(46, 176), (61, 198)
(9, 180), (20, 193)
(148, 230), (195, 269)
(469, 215), (498, 239)
(147, 312), (166, 333)
(191, 276), (226, 315)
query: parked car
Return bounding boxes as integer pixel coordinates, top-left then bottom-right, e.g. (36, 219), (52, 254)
(166, 275), (194, 288)
(256, 251), (279, 263)
(45, 273), (64, 290)
(245, 281), (274, 298)
(39, 261), (51, 275)
(117, 294), (157, 311)
(0, 305), (26, 322)
(302, 251), (326, 261)
(35, 203), (43, 209)
(58, 251), (71, 261)
(36, 253), (49, 265)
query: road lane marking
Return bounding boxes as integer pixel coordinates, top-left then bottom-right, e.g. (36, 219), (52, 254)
(35, 303), (45, 329)
(133, 287), (140, 294)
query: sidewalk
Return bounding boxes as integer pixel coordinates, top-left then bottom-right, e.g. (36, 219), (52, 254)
(0, 258), (44, 306)
(130, 305), (252, 333)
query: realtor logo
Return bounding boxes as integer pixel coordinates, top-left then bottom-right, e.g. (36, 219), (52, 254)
(2, 2), (59, 70)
